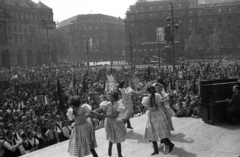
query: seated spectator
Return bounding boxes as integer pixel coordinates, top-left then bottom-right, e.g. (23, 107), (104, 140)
(62, 121), (72, 140)
(34, 126), (46, 149)
(45, 123), (59, 146)
(26, 130), (39, 152)
(3, 131), (22, 157)
(0, 139), (5, 157)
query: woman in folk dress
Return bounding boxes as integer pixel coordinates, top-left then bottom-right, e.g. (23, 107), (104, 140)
(67, 96), (98, 157)
(97, 91), (127, 157)
(117, 79), (144, 129)
(142, 86), (175, 155)
(154, 83), (175, 130)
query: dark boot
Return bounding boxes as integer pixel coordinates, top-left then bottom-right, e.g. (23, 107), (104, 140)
(117, 143), (123, 157)
(151, 141), (159, 155)
(164, 138), (175, 153)
(90, 148), (98, 157)
(108, 141), (113, 157)
(126, 119), (133, 129)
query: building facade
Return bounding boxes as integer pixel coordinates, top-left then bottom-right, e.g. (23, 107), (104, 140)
(57, 14), (125, 64)
(0, 0), (55, 68)
(124, 0), (240, 63)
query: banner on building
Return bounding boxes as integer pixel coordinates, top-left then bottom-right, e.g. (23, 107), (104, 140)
(156, 27), (164, 41)
(84, 40), (98, 51)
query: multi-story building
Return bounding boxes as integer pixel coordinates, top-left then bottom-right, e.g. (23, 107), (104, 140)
(0, 0), (55, 68)
(124, 0), (240, 62)
(57, 14), (125, 64)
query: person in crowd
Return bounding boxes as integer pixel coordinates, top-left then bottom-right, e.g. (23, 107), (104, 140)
(3, 130), (22, 157)
(226, 85), (240, 124)
(62, 120), (72, 140)
(55, 115), (64, 142)
(142, 86), (174, 155)
(34, 125), (46, 149)
(45, 123), (59, 146)
(0, 137), (5, 157)
(26, 130), (39, 152)
(67, 96), (98, 157)
(98, 91), (127, 157)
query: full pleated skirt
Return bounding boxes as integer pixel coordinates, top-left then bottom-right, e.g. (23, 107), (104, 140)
(144, 110), (172, 141)
(105, 117), (127, 143)
(68, 121), (97, 157)
(161, 106), (175, 131)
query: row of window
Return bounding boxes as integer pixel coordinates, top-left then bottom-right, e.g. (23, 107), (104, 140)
(10, 12), (40, 21)
(131, 3), (240, 13)
(128, 15), (240, 27)
(198, 24), (240, 31)
(8, 24), (34, 34)
(132, 2), (197, 12)
(129, 7), (240, 19)
(9, 35), (24, 44)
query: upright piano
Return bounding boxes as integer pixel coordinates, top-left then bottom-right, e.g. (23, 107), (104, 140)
(200, 79), (240, 125)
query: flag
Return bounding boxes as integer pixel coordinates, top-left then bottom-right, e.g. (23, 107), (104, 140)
(147, 66), (151, 80)
(96, 69), (102, 80)
(192, 75), (197, 95)
(198, 77), (201, 95)
(69, 81), (76, 96)
(73, 72), (76, 89)
(80, 72), (88, 97)
(57, 78), (64, 111)
(47, 78), (51, 89)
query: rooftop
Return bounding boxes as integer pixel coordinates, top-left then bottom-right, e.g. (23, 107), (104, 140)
(0, 0), (52, 10)
(57, 14), (124, 29)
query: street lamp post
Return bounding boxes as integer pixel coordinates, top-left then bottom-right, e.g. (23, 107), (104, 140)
(43, 19), (51, 68)
(157, 37), (161, 68)
(109, 43), (112, 74)
(165, 2), (179, 71)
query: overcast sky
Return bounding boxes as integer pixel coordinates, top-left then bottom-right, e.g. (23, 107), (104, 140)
(32, 0), (137, 22)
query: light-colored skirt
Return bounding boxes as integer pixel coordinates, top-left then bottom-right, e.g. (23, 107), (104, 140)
(117, 99), (133, 121)
(68, 121), (97, 157)
(144, 109), (172, 141)
(105, 117), (127, 143)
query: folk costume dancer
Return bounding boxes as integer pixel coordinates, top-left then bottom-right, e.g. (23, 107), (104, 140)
(67, 96), (98, 157)
(97, 91), (127, 157)
(142, 86), (175, 155)
(117, 78), (145, 129)
(154, 83), (175, 150)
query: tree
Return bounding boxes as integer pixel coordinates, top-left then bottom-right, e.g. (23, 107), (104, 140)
(20, 26), (46, 66)
(20, 26), (70, 66)
(50, 30), (70, 61)
(184, 29), (204, 59)
(206, 27), (221, 55)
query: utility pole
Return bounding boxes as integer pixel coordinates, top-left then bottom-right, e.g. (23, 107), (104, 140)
(43, 19), (51, 68)
(158, 36), (161, 68)
(129, 33), (133, 72)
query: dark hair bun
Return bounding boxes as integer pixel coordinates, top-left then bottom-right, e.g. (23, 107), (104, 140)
(110, 91), (119, 100)
(147, 86), (156, 94)
(119, 81), (125, 88)
(69, 96), (81, 108)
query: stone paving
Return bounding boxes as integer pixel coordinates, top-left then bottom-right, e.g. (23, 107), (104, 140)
(22, 115), (240, 157)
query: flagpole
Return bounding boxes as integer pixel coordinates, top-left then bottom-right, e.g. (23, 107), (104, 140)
(158, 36), (161, 69)
(129, 33), (133, 74)
(109, 43), (112, 74)
(87, 41), (90, 71)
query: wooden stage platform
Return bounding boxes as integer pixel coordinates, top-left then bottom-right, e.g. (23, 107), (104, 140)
(22, 115), (240, 157)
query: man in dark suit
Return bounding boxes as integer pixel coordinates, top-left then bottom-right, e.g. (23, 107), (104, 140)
(226, 85), (240, 123)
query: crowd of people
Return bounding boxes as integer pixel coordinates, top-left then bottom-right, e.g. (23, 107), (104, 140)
(0, 60), (239, 157)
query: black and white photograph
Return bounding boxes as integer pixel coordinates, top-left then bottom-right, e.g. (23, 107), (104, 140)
(0, 0), (240, 157)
